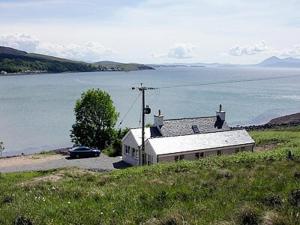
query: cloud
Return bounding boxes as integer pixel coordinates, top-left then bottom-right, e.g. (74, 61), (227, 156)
(280, 45), (300, 57)
(0, 33), (115, 62)
(229, 41), (268, 56)
(38, 42), (114, 62)
(0, 34), (39, 52)
(153, 43), (197, 59)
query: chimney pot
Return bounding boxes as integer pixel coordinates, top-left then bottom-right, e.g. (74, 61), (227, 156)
(154, 109), (164, 127)
(216, 104), (225, 121)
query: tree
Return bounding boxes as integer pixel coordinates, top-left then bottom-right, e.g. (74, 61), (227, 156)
(70, 89), (119, 149)
(0, 141), (4, 157)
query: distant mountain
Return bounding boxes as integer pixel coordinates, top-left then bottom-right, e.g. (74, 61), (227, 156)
(150, 56), (300, 69)
(93, 61), (154, 71)
(257, 56), (300, 68)
(0, 46), (154, 75)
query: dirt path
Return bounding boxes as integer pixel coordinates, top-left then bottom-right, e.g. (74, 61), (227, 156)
(0, 154), (62, 168)
(0, 153), (128, 173)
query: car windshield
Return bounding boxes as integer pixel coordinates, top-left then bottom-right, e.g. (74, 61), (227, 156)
(72, 147), (89, 151)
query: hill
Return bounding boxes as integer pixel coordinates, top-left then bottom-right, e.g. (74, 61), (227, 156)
(0, 46), (154, 74)
(93, 61), (154, 71)
(268, 112), (300, 125)
(0, 127), (299, 224)
(258, 56), (300, 68)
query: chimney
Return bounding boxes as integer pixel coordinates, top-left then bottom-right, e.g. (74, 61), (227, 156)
(216, 104), (225, 121)
(154, 109), (164, 127)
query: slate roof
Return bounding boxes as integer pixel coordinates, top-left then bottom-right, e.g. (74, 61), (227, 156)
(156, 116), (230, 137)
(126, 116), (232, 146)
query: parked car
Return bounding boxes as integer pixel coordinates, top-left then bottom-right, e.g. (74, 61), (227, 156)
(69, 146), (101, 158)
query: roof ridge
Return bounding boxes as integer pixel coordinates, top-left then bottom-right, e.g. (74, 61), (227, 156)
(147, 129), (248, 140)
(148, 128), (238, 139)
(164, 115), (216, 121)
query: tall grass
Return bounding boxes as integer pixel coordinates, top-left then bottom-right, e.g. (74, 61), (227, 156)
(0, 128), (299, 224)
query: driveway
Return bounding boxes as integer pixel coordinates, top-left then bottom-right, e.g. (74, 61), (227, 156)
(0, 154), (129, 173)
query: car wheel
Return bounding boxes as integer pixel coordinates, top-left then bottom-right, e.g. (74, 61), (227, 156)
(76, 154), (79, 158)
(94, 153), (98, 157)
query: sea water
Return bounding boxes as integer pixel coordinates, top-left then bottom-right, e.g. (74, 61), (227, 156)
(0, 66), (300, 155)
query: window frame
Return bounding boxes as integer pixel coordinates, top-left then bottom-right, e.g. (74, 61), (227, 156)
(125, 145), (130, 155)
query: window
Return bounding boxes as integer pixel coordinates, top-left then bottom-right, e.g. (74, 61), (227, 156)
(147, 154), (153, 165)
(241, 147), (246, 151)
(125, 145), (130, 154)
(195, 152), (204, 159)
(217, 150), (222, 156)
(131, 148), (136, 157)
(192, 125), (200, 133)
(175, 155), (185, 161)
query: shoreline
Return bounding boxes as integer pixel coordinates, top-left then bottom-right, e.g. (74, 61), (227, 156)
(2, 112), (300, 159)
(0, 67), (155, 77)
(0, 147), (70, 159)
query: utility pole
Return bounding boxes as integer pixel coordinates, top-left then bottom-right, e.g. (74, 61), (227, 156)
(132, 83), (156, 165)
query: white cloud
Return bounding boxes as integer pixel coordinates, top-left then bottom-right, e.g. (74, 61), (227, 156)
(0, 34), (39, 52)
(153, 43), (197, 59)
(0, 33), (115, 62)
(280, 45), (300, 57)
(168, 43), (196, 59)
(38, 42), (115, 62)
(229, 41), (268, 56)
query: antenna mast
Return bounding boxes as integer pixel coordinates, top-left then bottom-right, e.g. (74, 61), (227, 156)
(132, 83), (156, 165)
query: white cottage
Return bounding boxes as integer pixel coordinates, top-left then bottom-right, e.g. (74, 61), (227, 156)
(122, 106), (255, 166)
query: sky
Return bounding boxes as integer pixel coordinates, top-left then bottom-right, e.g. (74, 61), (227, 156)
(0, 0), (300, 64)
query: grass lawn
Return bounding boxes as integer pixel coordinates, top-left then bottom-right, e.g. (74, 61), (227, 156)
(0, 127), (300, 225)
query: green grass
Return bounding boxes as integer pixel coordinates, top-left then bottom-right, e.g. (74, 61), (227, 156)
(0, 128), (300, 224)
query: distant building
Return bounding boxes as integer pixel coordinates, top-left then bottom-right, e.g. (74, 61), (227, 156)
(122, 105), (255, 166)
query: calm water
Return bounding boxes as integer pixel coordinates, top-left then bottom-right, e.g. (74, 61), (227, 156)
(1, 66), (300, 156)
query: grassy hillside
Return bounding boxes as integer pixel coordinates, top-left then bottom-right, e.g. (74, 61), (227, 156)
(0, 46), (154, 74)
(0, 127), (300, 225)
(0, 46), (95, 73)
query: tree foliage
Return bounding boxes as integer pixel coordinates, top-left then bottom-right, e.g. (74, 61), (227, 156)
(70, 89), (119, 149)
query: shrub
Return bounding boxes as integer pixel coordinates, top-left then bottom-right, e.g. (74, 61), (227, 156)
(103, 146), (117, 157)
(14, 216), (33, 225)
(216, 169), (233, 179)
(2, 195), (13, 204)
(160, 212), (185, 225)
(288, 189), (300, 207)
(294, 171), (300, 179)
(235, 204), (260, 225)
(262, 194), (282, 207)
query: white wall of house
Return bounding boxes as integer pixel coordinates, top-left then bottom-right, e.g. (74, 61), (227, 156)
(122, 130), (140, 166)
(145, 141), (158, 164)
(156, 144), (254, 163)
(121, 128), (255, 166)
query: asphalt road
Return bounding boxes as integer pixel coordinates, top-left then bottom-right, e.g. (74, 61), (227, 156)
(0, 154), (129, 173)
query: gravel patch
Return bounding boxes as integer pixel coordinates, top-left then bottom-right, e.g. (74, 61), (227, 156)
(0, 154), (128, 173)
